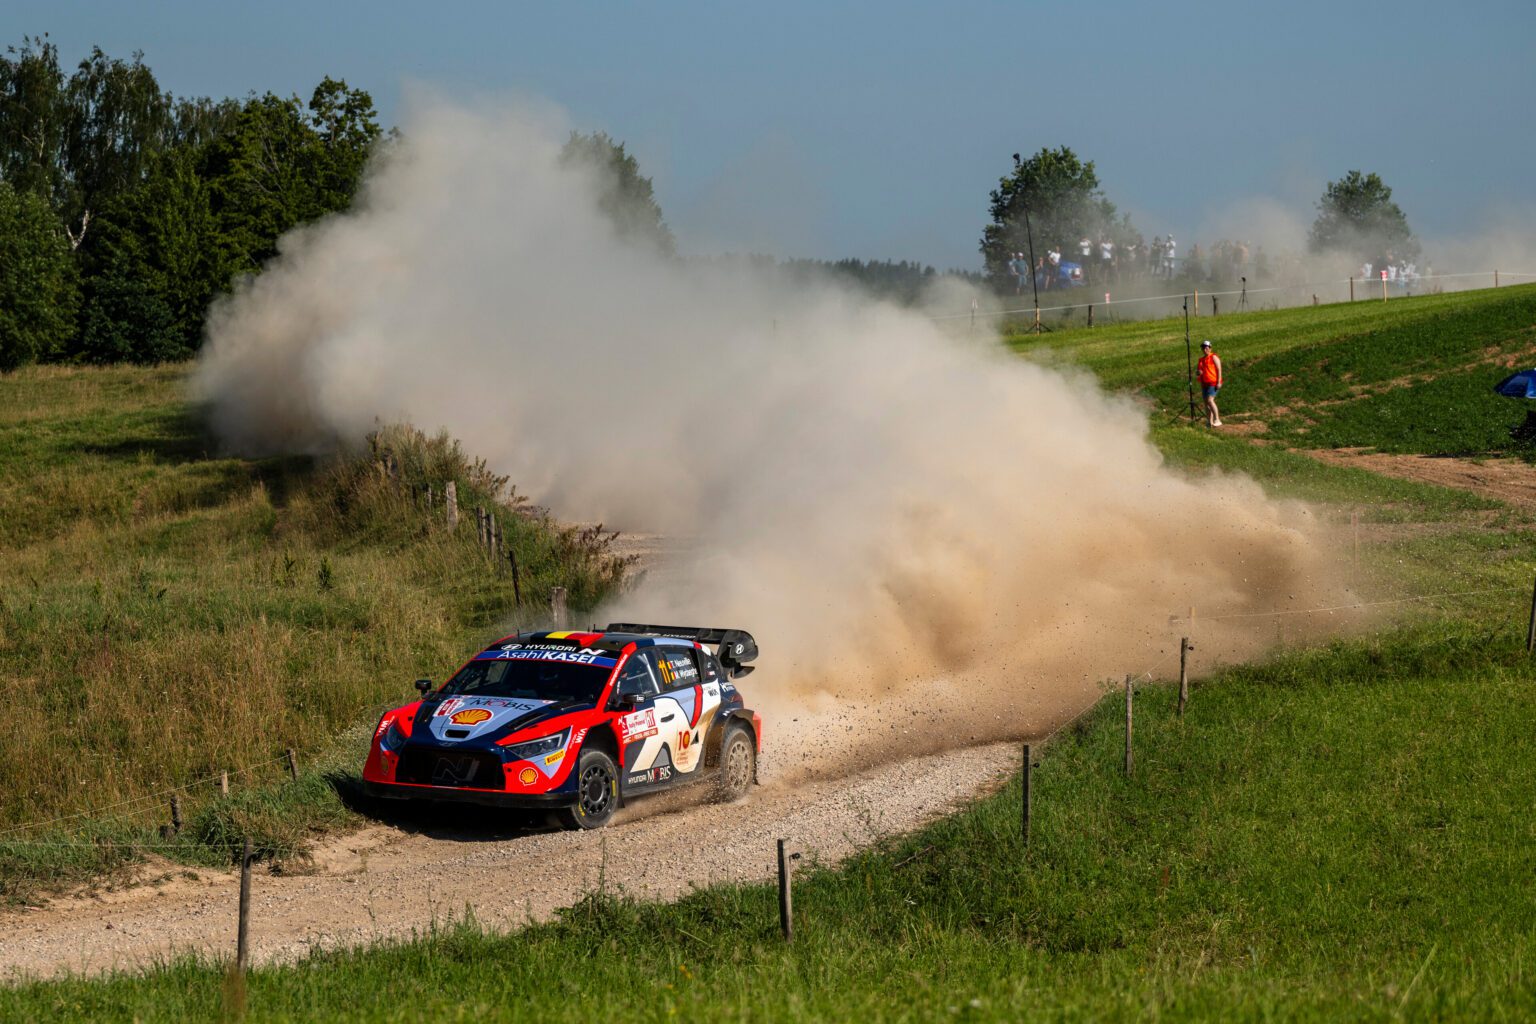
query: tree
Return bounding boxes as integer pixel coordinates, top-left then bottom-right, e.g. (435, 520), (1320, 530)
(1308, 170), (1417, 262)
(0, 36), (67, 204)
(304, 77), (381, 212)
(200, 82), (380, 276)
(0, 182), (77, 370)
(980, 146), (1125, 283)
(560, 131), (675, 256)
(76, 148), (224, 363)
(60, 47), (174, 248)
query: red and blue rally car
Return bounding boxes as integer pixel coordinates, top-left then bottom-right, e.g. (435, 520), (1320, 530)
(363, 624), (761, 829)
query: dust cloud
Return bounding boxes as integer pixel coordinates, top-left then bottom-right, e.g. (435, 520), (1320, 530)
(196, 96), (1349, 777)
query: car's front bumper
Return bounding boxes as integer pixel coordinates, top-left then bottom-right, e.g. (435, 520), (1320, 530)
(364, 780), (576, 809)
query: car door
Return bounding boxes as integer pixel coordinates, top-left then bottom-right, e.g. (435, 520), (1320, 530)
(650, 645), (722, 776)
(613, 650), (678, 791)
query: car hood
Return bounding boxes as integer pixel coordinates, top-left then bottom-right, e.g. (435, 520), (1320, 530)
(412, 695), (591, 745)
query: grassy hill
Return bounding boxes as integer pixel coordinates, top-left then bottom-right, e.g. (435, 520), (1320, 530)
(0, 366), (628, 896)
(1010, 282), (1536, 456)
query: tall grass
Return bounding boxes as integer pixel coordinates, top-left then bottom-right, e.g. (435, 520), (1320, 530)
(0, 366), (629, 896)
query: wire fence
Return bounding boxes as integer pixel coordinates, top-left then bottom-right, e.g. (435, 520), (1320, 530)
(933, 269), (1536, 324)
(1, 579), (1528, 851)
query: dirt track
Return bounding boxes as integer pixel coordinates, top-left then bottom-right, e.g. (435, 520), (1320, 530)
(0, 742), (1018, 981)
(1300, 448), (1536, 513)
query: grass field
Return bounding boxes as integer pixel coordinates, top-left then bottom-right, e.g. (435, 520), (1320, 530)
(1012, 282), (1536, 456)
(4, 285), (1535, 1017)
(0, 366), (629, 897)
(8, 623), (1534, 1022)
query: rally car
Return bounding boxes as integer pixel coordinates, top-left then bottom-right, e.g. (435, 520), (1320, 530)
(362, 624), (762, 829)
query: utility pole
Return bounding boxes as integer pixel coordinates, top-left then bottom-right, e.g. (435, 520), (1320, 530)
(1014, 152), (1041, 334)
(1184, 297), (1198, 423)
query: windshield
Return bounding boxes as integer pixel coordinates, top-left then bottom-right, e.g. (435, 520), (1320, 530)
(441, 653), (613, 704)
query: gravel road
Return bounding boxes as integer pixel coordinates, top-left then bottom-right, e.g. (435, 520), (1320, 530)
(0, 742), (1020, 981)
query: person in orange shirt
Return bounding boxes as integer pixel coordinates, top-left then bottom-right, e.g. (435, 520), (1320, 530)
(1197, 339), (1223, 427)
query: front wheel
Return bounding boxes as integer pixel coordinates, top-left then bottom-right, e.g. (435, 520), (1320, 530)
(715, 726), (755, 803)
(555, 748), (618, 830)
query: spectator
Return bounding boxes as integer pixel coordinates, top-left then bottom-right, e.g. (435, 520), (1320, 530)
(1197, 339), (1223, 427)
(1150, 236), (1164, 277)
(1099, 237), (1115, 283)
(1046, 246), (1061, 289)
(1164, 235), (1177, 278)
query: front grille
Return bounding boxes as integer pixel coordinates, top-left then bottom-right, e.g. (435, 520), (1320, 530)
(396, 746), (503, 788)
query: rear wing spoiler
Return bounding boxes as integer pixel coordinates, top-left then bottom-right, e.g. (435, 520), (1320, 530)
(605, 623), (759, 678)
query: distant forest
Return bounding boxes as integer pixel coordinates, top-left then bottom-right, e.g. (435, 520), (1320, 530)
(0, 38), (981, 371)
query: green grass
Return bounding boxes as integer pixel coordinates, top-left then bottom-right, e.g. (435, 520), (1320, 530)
(1012, 283), (1536, 456)
(0, 365), (629, 899)
(8, 624), (1534, 1022)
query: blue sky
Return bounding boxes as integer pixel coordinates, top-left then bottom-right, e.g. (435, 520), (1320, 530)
(15, 0), (1535, 269)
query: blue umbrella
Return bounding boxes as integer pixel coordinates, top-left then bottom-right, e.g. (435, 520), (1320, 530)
(1493, 370), (1536, 398)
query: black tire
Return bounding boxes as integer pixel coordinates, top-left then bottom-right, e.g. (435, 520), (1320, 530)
(715, 725), (755, 803)
(556, 748), (619, 830)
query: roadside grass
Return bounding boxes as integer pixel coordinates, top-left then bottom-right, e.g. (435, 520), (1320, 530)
(9, 622), (1534, 1022)
(0, 366), (630, 899)
(1013, 283), (1536, 456)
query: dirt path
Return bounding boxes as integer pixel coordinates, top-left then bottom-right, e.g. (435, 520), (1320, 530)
(1301, 448), (1536, 513)
(0, 742), (1019, 981)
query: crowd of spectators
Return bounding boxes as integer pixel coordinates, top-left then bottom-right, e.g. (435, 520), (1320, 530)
(1005, 232), (1184, 293)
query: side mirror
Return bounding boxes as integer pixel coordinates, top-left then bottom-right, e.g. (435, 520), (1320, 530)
(612, 692), (640, 712)
(414, 679), (433, 695)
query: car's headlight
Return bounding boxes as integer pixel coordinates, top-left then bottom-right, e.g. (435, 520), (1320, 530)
(379, 717), (408, 753)
(502, 728), (570, 762)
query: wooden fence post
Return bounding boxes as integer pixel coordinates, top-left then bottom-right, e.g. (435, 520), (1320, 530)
(777, 838), (795, 942)
(1178, 637), (1191, 717)
(1193, 289), (1199, 315)
(476, 507), (486, 551)
(444, 481), (458, 530)
(1123, 675), (1134, 777)
(1525, 574), (1536, 654)
(170, 795), (182, 834)
(491, 515), (501, 563)
(508, 548), (523, 606)
(1211, 294), (1218, 316)
(284, 748), (298, 782)
(1087, 304), (1094, 327)
(550, 587), (568, 629)
(1495, 270), (1500, 288)
(1350, 276), (1355, 302)
(237, 836), (252, 971)
(1021, 743), (1032, 847)
(220, 771), (230, 797)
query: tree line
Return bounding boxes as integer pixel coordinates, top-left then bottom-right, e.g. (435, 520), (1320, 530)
(1, 36), (1423, 371)
(981, 145), (1417, 294)
(0, 36), (385, 370)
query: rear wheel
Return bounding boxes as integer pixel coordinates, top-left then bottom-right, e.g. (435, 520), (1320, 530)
(715, 725), (755, 803)
(556, 748), (618, 830)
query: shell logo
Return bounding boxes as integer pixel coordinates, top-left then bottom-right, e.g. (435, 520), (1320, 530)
(518, 767), (538, 785)
(450, 708), (494, 726)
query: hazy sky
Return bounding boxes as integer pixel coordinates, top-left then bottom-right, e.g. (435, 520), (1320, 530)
(15, 0), (1534, 269)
